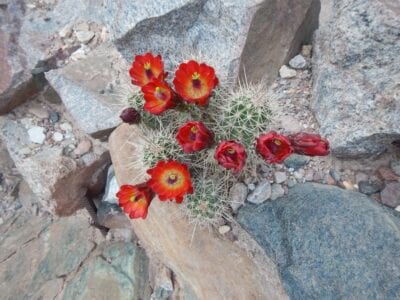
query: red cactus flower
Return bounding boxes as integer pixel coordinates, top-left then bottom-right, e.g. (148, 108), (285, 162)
(141, 78), (176, 115)
(176, 121), (213, 153)
(116, 183), (154, 219)
(214, 141), (247, 173)
(256, 131), (293, 164)
(173, 60), (218, 106)
(147, 160), (193, 203)
(289, 132), (330, 156)
(129, 52), (167, 87)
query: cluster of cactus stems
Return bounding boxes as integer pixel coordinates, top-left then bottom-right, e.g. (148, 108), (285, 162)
(127, 82), (272, 226)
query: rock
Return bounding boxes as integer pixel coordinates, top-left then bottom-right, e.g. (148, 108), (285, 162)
(274, 171), (287, 184)
(0, 119), (110, 216)
(28, 104), (50, 119)
(47, 43), (127, 137)
(287, 178), (297, 188)
(74, 139), (92, 157)
(329, 169), (341, 182)
(96, 166), (130, 229)
(342, 180), (355, 191)
(52, 132), (64, 142)
(312, 0), (400, 158)
(28, 126), (46, 144)
(60, 122), (73, 132)
(270, 183), (285, 200)
(390, 161), (400, 176)
(293, 168), (305, 180)
(0, 213), (95, 299)
(70, 47), (87, 61)
(301, 44), (312, 57)
(59, 25), (72, 38)
(116, 0), (320, 86)
(396, 206), (400, 212)
(150, 262), (174, 300)
(247, 183), (256, 191)
(237, 183), (400, 299)
(49, 112), (59, 124)
(304, 170), (314, 181)
(378, 167), (400, 182)
(63, 241), (151, 300)
(109, 124), (286, 299)
(0, 1), (42, 114)
(380, 182), (400, 208)
(284, 154), (310, 170)
(355, 172), (368, 183)
(75, 30), (95, 44)
(247, 180), (272, 204)
(288, 54), (307, 69)
(218, 225), (231, 235)
(279, 65), (297, 79)
(229, 182), (248, 212)
(358, 180), (384, 195)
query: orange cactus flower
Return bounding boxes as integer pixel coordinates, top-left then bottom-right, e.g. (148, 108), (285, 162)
(116, 183), (154, 219)
(176, 121), (214, 153)
(147, 160), (193, 204)
(141, 78), (176, 115)
(173, 60), (218, 106)
(129, 52), (167, 87)
(256, 131), (293, 164)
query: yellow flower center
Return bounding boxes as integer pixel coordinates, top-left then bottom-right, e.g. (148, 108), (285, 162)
(144, 62), (151, 70)
(192, 72), (200, 80)
(227, 148), (235, 154)
(191, 126), (198, 133)
(274, 139), (282, 146)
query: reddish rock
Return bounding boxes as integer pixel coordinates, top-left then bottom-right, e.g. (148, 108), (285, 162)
(377, 167), (400, 182)
(380, 182), (400, 208)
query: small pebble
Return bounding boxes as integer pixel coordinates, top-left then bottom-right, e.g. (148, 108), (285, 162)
(270, 184), (285, 200)
(390, 161), (400, 176)
(301, 45), (312, 57)
(377, 167), (399, 181)
(380, 182), (400, 208)
(329, 169), (341, 182)
(287, 178), (297, 188)
(247, 183), (256, 191)
(326, 174), (336, 185)
(60, 122), (73, 132)
(218, 225), (231, 235)
(289, 54), (307, 69)
(49, 111), (60, 123)
(342, 181), (355, 191)
(247, 180), (271, 204)
(358, 180), (384, 195)
(28, 105), (49, 119)
(74, 139), (92, 156)
(274, 171), (287, 184)
(279, 65), (297, 79)
(229, 183), (248, 212)
(52, 132), (64, 142)
(304, 170), (314, 182)
(28, 126), (46, 144)
(395, 206), (400, 212)
(59, 25), (72, 38)
(75, 30), (95, 44)
(294, 169), (305, 180)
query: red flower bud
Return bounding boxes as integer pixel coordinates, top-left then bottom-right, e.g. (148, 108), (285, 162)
(214, 141), (247, 173)
(120, 107), (141, 124)
(176, 121), (213, 153)
(116, 183), (154, 219)
(288, 132), (330, 156)
(256, 131), (293, 164)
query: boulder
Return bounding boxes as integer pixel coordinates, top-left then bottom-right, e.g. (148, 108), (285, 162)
(312, 0), (400, 158)
(0, 117), (110, 216)
(46, 43), (129, 137)
(0, 0), (43, 114)
(237, 183), (400, 299)
(109, 124), (287, 299)
(0, 212), (151, 300)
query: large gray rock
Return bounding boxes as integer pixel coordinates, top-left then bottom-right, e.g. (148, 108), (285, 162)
(116, 0), (320, 85)
(0, 212), (151, 300)
(237, 183), (400, 299)
(0, 1), (43, 114)
(312, 0), (400, 158)
(46, 43), (129, 137)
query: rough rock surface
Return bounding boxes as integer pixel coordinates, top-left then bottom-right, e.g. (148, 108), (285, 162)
(312, 0), (400, 157)
(0, 117), (110, 215)
(46, 43), (129, 137)
(237, 183), (400, 299)
(0, 1), (43, 114)
(109, 124), (287, 299)
(0, 212), (150, 299)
